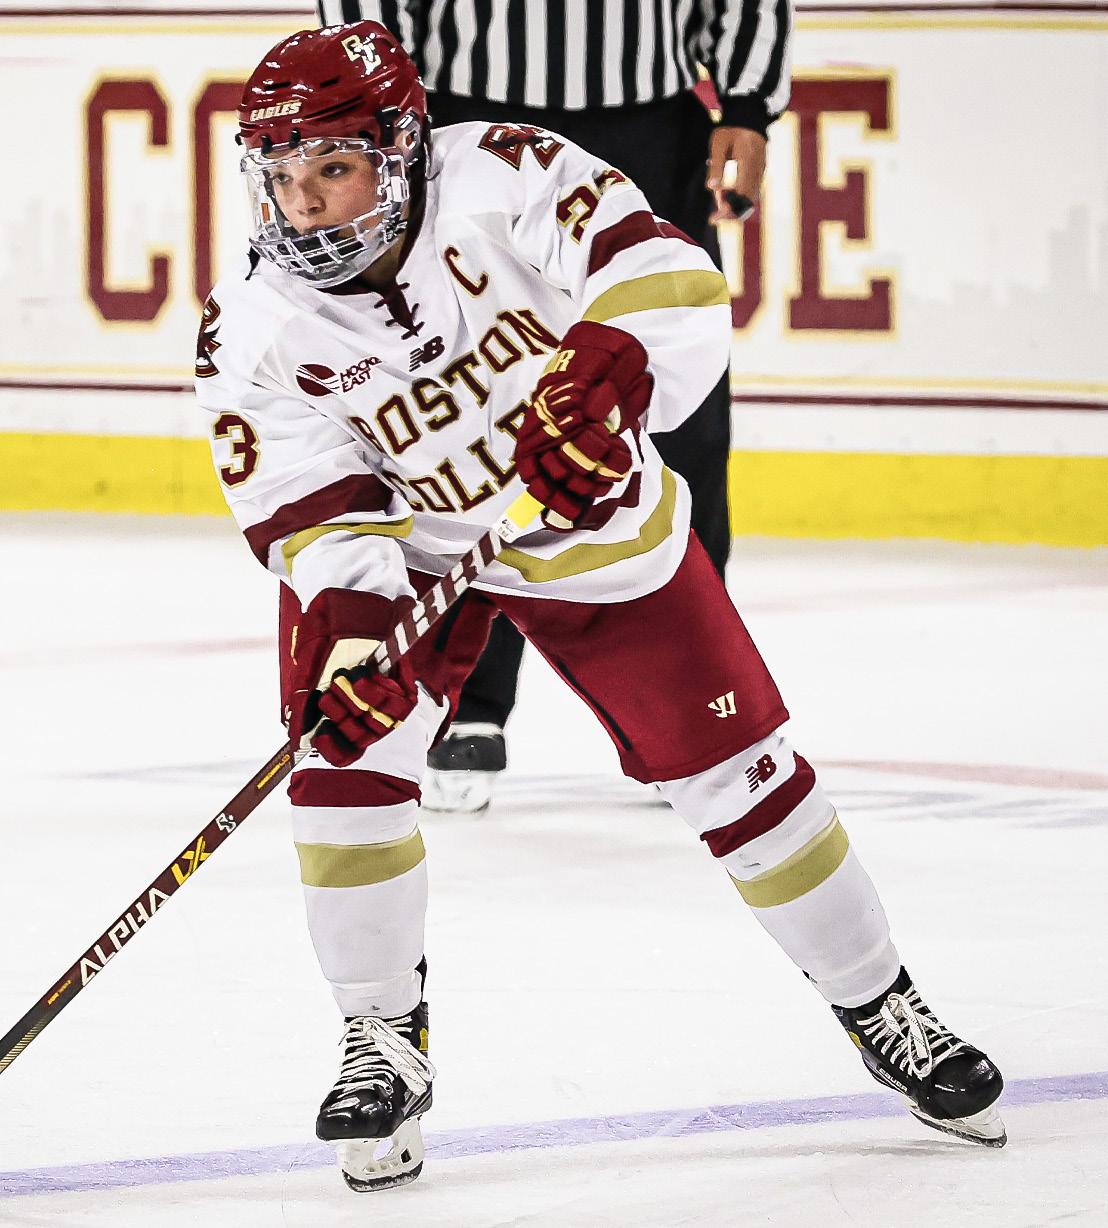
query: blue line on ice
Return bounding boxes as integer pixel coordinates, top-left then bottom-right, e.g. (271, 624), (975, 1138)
(2, 1070), (1104, 1198)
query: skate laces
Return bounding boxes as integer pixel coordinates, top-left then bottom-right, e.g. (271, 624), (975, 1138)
(859, 987), (966, 1079)
(332, 1015), (436, 1109)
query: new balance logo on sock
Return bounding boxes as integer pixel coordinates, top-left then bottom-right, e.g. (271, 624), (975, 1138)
(745, 755), (777, 791)
(708, 691), (737, 719)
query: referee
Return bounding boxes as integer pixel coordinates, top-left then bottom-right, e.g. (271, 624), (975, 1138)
(317, 0), (793, 810)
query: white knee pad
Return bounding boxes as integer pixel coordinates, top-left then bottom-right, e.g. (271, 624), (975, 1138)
(657, 730), (833, 862)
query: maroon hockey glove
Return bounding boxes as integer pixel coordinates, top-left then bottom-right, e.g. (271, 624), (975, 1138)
(515, 321), (653, 530)
(289, 588), (419, 768)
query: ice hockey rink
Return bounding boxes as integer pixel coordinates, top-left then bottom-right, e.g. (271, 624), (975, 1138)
(0, 513), (1105, 1226)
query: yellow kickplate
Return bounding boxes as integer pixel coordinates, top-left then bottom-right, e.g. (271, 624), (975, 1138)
(728, 450), (1108, 547)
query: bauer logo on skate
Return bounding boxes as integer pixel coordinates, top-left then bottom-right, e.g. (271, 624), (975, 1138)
(77, 888), (171, 986)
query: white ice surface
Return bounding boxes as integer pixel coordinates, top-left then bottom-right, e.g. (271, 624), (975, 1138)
(0, 515), (1106, 1226)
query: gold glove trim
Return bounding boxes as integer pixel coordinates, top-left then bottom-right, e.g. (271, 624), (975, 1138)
(582, 269), (730, 324)
(730, 816), (850, 909)
(532, 381), (576, 437)
(499, 466), (676, 583)
(561, 438), (628, 481)
(332, 676), (398, 729)
(282, 517), (414, 574)
(296, 830), (425, 889)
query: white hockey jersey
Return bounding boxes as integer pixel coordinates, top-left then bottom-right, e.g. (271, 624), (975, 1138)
(196, 122), (731, 610)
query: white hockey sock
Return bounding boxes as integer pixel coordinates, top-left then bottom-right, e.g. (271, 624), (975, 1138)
(659, 731), (900, 1007)
(727, 827), (901, 1008)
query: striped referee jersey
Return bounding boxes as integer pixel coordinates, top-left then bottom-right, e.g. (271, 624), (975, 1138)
(317, 0), (792, 132)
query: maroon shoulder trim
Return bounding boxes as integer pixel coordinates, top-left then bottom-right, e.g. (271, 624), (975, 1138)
(289, 769), (421, 809)
(244, 473), (394, 565)
(588, 210), (698, 277)
(701, 754), (818, 858)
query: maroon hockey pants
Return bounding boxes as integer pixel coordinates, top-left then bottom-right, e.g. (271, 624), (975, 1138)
(280, 533), (788, 784)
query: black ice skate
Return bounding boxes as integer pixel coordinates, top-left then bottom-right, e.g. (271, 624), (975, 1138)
(423, 722), (506, 813)
(833, 967), (1006, 1147)
(316, 1003), (435, 1192)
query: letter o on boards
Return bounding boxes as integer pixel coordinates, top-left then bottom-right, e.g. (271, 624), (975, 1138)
(193, 80), (245, 306)
(478, 326), (523, 374)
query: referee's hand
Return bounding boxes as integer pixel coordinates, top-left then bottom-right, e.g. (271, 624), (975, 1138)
(707, 126), (767, 223)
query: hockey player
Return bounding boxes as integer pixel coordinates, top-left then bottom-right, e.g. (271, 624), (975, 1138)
(197, 22), (1006, 1192)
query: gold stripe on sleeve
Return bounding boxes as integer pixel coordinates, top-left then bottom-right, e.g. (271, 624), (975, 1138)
(282, 517), (414, 573)
(582, 270), (730, 324)
(729, 817), (850, 909)
(498, 466), (677, 583)
(295, 830), (426, 889)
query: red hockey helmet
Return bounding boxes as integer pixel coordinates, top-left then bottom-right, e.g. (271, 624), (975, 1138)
(237, 23), (428, 288)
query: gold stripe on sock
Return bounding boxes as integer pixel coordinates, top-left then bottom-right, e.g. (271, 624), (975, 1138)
(296, 830), (425, 889)
(730, 816), (849, 908)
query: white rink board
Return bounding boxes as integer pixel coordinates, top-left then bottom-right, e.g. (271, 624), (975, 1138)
(0, 5), (1105, 453)
(726, 14), (1108, 404)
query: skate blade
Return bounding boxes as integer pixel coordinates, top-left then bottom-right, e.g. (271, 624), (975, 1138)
(909, 1102), (1007, 1148)
(421, 769), (496, 814)
(335, 1119), (426, 1192)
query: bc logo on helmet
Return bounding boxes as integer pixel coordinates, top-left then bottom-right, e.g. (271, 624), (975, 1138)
(342, 34), (381, 72)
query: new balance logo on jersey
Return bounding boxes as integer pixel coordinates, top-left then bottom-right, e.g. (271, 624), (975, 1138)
(409, 336), (445, 370)
(745, 755), (777, 792)
(708, 691), (737, 719)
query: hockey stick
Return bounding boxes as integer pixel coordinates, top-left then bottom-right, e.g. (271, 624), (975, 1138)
(0, 489), (543, 1077)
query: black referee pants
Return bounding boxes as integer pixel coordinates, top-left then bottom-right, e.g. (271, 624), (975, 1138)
(429, 90), (733, 730)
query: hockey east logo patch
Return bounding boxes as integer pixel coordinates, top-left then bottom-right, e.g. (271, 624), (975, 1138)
(296, 357), (381, 397)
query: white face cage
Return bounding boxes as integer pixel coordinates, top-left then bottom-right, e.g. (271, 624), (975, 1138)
(240, 136), (413, 289)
